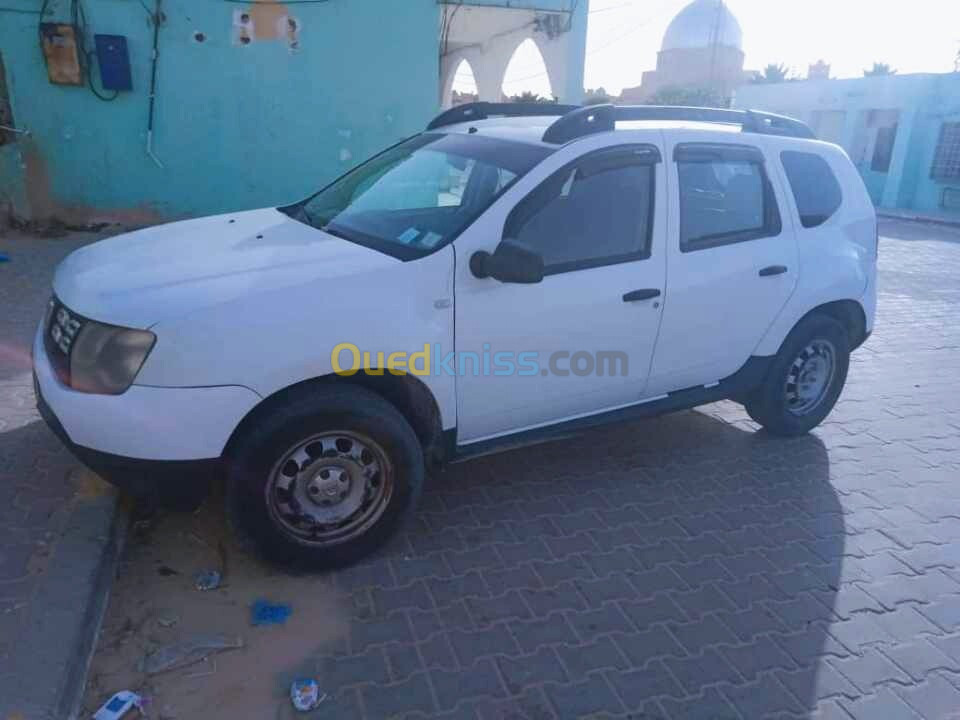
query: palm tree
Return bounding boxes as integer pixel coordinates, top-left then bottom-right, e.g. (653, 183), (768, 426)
(645, 86), (727, 108)
(583, 87), (613, 106)
(864, 62), (897, 77)
(752, 63), (790, 84)
(508, 91), (556, 104)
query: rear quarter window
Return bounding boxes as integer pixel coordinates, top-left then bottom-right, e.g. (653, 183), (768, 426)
(780, 151), (843, 228)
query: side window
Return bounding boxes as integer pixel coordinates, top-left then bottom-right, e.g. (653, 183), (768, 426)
(676, 144), (781, 252)
(504, 146), (658, 275)
(781, 151), (843, 228)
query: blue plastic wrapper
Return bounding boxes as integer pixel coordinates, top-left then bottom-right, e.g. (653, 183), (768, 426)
(290, 678), (321, 712)
(251, 599), (293, 626)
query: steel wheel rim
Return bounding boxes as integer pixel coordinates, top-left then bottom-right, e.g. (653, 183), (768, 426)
(265, 431), (393, 547)
(784, 339), (836, 416)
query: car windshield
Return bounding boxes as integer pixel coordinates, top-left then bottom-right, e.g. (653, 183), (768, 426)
(280, 133), (552, 259)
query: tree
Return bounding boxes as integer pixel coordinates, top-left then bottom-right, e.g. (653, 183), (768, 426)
(645, 86), (727, 108)
(752, 63), (790, 84)
(508, 91), (556, 104)
(864, 62), (897, 77)
(583, 87), (613, 105)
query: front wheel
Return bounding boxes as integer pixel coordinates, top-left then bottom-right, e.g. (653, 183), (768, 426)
(227, 384), (423, 569)
(744, 314), (850, 437)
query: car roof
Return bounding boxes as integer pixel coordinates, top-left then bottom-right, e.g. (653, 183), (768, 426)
(440, 116), (760, 148)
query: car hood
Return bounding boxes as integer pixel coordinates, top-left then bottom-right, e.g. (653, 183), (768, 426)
(53, 208), (398, 329)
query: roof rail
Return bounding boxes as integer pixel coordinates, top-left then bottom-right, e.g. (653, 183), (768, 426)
(542, 104), (816, 144)
(426, 102), (581, 131)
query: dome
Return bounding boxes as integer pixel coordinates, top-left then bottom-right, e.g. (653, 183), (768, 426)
(661, 0), (743, 52)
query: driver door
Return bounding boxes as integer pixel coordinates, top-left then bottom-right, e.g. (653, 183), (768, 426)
(454, 142), (668, 444)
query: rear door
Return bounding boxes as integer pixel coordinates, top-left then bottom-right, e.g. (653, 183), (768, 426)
(648, 132), (799, 395)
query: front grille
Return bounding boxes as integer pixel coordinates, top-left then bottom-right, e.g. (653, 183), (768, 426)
(44, 297), (86, 386)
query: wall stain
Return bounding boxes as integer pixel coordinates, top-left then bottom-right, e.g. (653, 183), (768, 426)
(20, 138), (163, 228)
(233, 0), (299, 49)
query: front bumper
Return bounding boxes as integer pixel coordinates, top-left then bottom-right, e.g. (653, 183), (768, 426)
(36, 376), (220, 502)
(33, 323), (261, 461)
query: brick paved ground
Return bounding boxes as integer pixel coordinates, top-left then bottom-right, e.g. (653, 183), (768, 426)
(308, 219), (960, 719)
(9, 219), (960, 719)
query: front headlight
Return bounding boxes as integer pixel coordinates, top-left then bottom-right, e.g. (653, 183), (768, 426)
(69, 322), (156, 395)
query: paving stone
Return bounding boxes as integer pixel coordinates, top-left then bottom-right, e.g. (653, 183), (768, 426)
(510, 614), (577, 654)
(351, 612), (413, 653)
(776, 663), (860, 706)
(862, 570), (960, 610)
(359, 671), (436, 718)
(662, 648), (743, 694)
(774, 624), (852, 666)
(666, 614), (738, 654)
(431, 658), (508, 711)
(839, 686), (921, 720)
(721, 674), (804, 717)
(495, 647), (567, 695)
(720, 635), (797, 680)
(371, 580), (435, 616)
(670, 583), (734, 621)
(482, 564), (542, 596)
(449, 624), (519, 665)
(555, 637), (630, 677)
(543, 675), (625, 717)
(828, 648), (912, 693)
(607, 660), (684, 706)
(613, 626), (687, 667)
(893, 673), (960, 719)
(522, 581), (587, 616)
(474, 686), (556, 720)
(317, 647), (390, 688)
(466, 590), (532, 627)
(567, 603), (635, 641)
(619, 594), (687, 630)
(657, 686), (739, 720)
(881, 640), (960, 681)
(717, 604), (789, 642)
(918, 594), (960, 632)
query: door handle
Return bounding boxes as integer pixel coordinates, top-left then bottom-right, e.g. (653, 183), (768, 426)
(622, 288), (661, 302)
(758, 265), (788, 277)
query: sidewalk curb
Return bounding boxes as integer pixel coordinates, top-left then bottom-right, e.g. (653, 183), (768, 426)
(1, 471), (128, 720)
(878, 211), (960, 229)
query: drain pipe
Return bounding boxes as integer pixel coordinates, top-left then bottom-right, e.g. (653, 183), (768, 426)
(145, 0), (163, 168)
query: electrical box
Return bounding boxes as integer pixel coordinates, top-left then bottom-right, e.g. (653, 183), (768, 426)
(40, 23), (83, 86)
(94, 35), (132, 92)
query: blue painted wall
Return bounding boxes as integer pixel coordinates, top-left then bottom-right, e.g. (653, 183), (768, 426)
(735, 72), (960, 219)
(0, 0), (442, 223)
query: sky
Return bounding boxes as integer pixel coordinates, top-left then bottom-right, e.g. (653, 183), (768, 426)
(456, 0), (960, 98)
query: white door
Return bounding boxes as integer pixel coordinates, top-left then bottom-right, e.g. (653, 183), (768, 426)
(647, 133), (799, 395)
(455, 143), (668, 444)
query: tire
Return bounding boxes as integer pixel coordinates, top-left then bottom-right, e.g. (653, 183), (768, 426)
(744, 314), (850, 437)
(226, 383), (423, 569)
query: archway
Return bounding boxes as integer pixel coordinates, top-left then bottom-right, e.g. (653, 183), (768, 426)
(500, 38), (554, 102)
(450, 59), (478, 106)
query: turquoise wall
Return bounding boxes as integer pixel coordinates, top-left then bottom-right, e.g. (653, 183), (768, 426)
(0, 0), (441, 222)
(735, 72), (960, 218)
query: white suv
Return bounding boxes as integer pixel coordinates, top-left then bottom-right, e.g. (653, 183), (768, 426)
(34, 104), (877, 567)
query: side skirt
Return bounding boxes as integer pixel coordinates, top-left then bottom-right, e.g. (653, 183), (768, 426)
(447, 356), (772, 463)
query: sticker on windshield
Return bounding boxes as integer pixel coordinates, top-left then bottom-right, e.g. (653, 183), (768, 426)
(397, 227), (421, 244)
(420, 232), (443, 248)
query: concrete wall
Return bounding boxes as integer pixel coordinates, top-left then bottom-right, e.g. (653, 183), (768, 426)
(734, 73), (960, 217)
(439, 0), (588, 108)
(0, 0), (440, 224)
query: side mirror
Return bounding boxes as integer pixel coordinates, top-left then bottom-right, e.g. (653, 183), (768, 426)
(470, 240), (544, 284)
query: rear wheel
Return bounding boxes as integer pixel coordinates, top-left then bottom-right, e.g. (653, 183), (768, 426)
(227, 384), (423, 569)
(745, 314), (850, 437)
